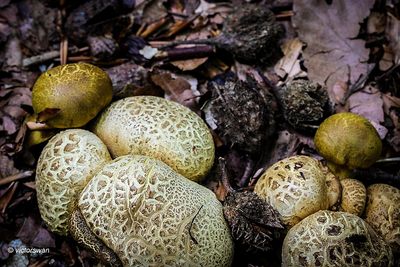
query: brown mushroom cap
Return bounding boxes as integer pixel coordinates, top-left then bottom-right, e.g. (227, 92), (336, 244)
(254, 156), (329, 228)
(282, 210), (393, 266)
(339, 178), (366, 216)
(76, 155), (234, 266)
(365, 183), (400, 254)
(35, 129), (111, 235)
(314, 112), (382, 169)
(32, 63), (112, 128)
(92, 96), (215, 182)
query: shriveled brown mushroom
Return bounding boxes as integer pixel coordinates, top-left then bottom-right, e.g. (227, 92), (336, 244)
(282, 210), (393, 266)
(364, 183), (400, 254)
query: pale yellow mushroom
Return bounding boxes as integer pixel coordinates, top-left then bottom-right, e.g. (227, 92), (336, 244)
(254, 155), (329, 228)
(71, 155), (234, 267)
(339, 178), (366, 216)
(92, 96), (215, 182)
(365, 183), (400, 254)
(282, 210), (393, 266)
(35, 129), (111, 235)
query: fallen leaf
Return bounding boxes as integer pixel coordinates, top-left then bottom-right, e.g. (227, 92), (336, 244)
(293, 0), (375, 100)
(274, 38), (307, 80)
(386, 12), (400, 64)
(150, 71), (199, 109)
(348, 85), (384, 123)
(171, 57), (208, 71)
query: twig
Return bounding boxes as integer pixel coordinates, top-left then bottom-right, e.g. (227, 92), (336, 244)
(155, 45), (215, 61)
(0, 171), (34, 186)
(22, 47), (88, 67)
(219, 157), (235, 194)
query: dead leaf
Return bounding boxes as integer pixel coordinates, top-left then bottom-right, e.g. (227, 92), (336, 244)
(17, 216), (55, 248)
(348, 85), (384, 123)
(386, 12), (400, 64)
(274, 38), (307, 80)
(150, 71), (199, 109)
(293, 0), (375, 100)
(171, 57), (208, 71)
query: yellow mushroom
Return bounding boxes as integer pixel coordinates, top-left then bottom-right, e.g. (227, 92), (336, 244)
(70, 155), (234, 267)
(254, 155), (330, 228)
(314, 113), (382, 179)
(31, 62), (112, 128)
(35, 129), (111, 235)
(339, 178), (366, 216)
(92, 96), (215, 182)
(282, 210), (393, 266)
(364, 183), (400, 254)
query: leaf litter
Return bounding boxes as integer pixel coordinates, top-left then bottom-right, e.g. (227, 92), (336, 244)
(0, 0), (400, 266)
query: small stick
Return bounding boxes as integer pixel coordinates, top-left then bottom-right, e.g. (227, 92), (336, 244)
(0, 171), (34, 186)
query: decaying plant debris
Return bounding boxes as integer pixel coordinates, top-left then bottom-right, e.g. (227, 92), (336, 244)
(1, 0), (400, 266)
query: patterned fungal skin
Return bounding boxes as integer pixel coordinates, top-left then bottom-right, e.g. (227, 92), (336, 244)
(339, 179), (366, 216)
(254, 156), (329, 227)
(32, 62), (113, 128)
(77, 155), (234, 267)
(365, 184), (400, 254)
(35, 129), (111, 235)
(282, 210), (393, 267)
(92, 96), (215, 182)
(314, 112), (382, 169)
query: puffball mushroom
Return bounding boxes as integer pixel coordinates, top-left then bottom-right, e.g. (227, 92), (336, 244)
(92, 96), (215, 182)
(365, 183), (400, 254)
(254, 156), (330, 228)
(314, 112), (382, 178)
(35, 129), (111, 235)
(69, 155), (234, 267)
(282, 210), (393, 266)
(32, 62), (113, 128)
(339, 178), (366, 216)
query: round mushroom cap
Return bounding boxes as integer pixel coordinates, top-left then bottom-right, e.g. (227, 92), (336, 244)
(92, 96), (215, 182)
(365, 183), (400, 254)
(282, 210), (393, 267)
(77, 155), (233, 267)
(254, 156), (329, 227)
(32, 63), (113, 128)
(339, 178), (366, 216)
(314, 112), (382, 169)
(35, 129), (111, 235)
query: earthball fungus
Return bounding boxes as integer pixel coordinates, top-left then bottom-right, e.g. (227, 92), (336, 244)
(282, 210), (393, 266)
(31, 62), (113, 128)
(365, 183), (400, 254)
(314, 112), (382, 178)
(254, 155), (330, 228)
(69, 155), (234, 267)
(92, 96), (215, 182)
(339, 178), (366, 216)
(35, 129), (111, 235)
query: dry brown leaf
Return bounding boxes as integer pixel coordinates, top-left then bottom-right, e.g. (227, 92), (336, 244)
(274, 38), (306, 80)
(348, 85), (384, 123)
(150, 71), (199, 109)
(293, 0), (375, 99)
(170, 57), (208, 71)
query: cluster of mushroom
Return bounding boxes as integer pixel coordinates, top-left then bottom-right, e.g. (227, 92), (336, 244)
(32, 63), (233, 266)
(254, 112), (398, 266)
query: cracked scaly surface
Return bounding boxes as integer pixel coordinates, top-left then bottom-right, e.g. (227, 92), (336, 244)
(78, 155), (233, 267)
(36, 129), (111, 235)
(92, 96), (215, 182)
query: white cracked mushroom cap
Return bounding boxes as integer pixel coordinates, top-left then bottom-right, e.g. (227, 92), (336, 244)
(92, 96), (215, 182)
(77, 155), (234, 267)
(35, 129), (111, 235)
(254, 155), (329, 227)
(365, 183), (400, 254)
(282, 210), (393, 266)
(339, 178), (366, 216)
